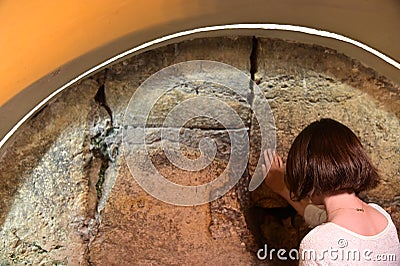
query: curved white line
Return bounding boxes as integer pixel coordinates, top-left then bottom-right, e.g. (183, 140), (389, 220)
(1, 23), (399, 149)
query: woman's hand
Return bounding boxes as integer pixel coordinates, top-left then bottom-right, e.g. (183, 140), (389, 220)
(262, 149), (287, 196)
(262, 149), (310, 218)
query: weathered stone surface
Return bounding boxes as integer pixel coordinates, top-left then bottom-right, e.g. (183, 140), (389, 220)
(105, 37), (253, 127)
(88, 148), (256, 264)
(0, 36), (399, 265)
(88, 37), (259, 264)
(127, 81), (251, 129)
(0, 78), (106, 264)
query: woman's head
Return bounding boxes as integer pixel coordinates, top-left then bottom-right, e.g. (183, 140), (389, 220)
(286, 118), (379, 201)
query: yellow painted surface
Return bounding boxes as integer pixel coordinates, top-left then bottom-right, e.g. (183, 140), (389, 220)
(0, 0), (214, 105)
(0, 0), (399, 107)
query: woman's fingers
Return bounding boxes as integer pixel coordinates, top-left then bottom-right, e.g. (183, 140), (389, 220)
(263, 149), (271, 166)
(262, 164), (267, 177)
(264, 149), (275, 166)
(277, 155), (283, 168)
(262, 149), (286, 195)
(268, 149), (275, 163)
(263, 149), (284, 173)
(273, 152), (279, 165)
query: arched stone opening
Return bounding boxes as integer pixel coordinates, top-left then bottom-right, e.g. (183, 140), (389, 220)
(0, 36), (398, 265)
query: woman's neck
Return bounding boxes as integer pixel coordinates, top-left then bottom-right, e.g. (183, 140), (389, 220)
(323, 192), (364, 220)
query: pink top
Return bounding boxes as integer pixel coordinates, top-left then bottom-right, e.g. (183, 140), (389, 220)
(300, 203), (400, 265)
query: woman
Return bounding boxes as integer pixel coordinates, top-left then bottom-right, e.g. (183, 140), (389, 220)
(262, 118), (400, 265)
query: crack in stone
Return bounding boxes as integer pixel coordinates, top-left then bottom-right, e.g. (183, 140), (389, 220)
(239, 36), (262, 249)
(130, 125), (251, 131)
(30, 103), (49, 120)
(91, 71), (114, 202)
(11, 230), (58, 254)
(248, 36), (259, 106)
(86, 69), (118, 264)
(94, 68), (113, 124)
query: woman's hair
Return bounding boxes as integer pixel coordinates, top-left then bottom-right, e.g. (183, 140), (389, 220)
(286, 118), (380, 201)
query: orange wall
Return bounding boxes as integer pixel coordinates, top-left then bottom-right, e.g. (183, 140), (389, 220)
(0, 0), (212, 106)
(1, 0), (399, 107)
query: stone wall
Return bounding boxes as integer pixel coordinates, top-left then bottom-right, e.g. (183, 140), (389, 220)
(0, 37), (398, 265)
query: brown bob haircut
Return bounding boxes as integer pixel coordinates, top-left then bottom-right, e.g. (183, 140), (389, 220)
(286, 118), (379, 201)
